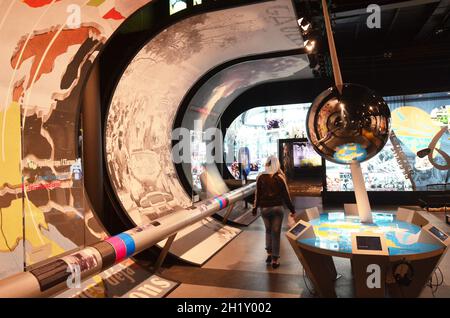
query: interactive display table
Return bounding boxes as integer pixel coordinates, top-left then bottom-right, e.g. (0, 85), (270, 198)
(303, 213), (442, 257)
(287, 212), (449, 298)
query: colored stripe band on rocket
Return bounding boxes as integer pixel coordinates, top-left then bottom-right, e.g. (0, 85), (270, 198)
(213, 196), (229, 209)
(117, 233), (136, 256)
(106, 233), (136, 263)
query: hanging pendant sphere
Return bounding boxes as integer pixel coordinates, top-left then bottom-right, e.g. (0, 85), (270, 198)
(306, 83), (391, 164)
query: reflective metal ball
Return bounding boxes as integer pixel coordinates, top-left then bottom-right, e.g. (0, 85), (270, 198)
(306, 84), (391, 164)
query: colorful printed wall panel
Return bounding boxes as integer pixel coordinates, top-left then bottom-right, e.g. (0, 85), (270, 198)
(0, 0), (152, 280)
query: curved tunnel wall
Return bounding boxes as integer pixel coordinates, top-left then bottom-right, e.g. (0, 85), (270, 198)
(104, 0), (305, 227)
(177, 54), (312, 197)
(86, 0), (271, 236)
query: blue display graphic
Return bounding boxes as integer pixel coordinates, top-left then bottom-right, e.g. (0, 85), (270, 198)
(333, 143), (368, 164)
(299, 213), (442, 256)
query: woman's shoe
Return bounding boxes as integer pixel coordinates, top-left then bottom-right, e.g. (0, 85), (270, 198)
(272, 258), (280, 269)
(265, 255), (272, 264)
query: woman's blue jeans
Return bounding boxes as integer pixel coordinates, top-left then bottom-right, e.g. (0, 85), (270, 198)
(260, 206), (284, 259)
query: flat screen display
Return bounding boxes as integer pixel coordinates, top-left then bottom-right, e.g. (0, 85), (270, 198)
(429, 226), (448, 242)
(293, 142), (322, 168)
(356, 236), (382, 251)
(290, 223), (306, 236)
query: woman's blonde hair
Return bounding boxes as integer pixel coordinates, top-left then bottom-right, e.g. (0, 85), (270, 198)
(264, 155), (284, 176)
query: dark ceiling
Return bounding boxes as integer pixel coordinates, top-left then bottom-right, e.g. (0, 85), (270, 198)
(293, 0), (450, 95)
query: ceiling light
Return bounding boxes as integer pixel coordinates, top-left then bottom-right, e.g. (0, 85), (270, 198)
(301, 23), (311, 32)
(304, 39), (316, 52)
(297, 17), (311, 33)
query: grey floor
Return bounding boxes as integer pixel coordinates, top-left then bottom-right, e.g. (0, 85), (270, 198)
(164, 202), (450, 298)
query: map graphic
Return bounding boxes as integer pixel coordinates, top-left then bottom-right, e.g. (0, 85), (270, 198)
(391, 106), (442, 154)
(333, 143), (368, 164)
(300, 213), (442, 256)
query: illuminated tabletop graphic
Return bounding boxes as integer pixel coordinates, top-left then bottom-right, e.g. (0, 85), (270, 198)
(333, 143), (368, 164)
(299, 213), (442, 256)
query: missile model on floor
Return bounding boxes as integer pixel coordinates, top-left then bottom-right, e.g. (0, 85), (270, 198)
(0, 183), (256, 298)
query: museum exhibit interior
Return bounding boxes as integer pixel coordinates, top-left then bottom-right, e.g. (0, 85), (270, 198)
(0, 0), (449, 299)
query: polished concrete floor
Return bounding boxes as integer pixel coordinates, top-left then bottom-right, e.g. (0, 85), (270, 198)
(164, 201), (450, 298)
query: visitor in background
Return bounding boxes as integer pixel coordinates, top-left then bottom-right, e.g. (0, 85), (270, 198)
(252, 155), (296, 269)
(282, 143), (294, 180)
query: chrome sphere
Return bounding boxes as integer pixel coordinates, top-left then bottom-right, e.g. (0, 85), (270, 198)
(306, 84), (391, 164)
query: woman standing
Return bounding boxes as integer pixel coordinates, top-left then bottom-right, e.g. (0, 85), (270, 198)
(252, 155), (296, 268)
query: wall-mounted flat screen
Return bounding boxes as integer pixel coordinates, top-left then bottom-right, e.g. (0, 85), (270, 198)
(356, 236), (382, 251)
(293, 141), (322, 168)
(429, 226), (448, 242)
(278, 138), (325, 183)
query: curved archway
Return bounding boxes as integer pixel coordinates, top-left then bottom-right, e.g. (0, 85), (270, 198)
(174, 52), (312, 199)
(100, 0), (305, 264)
(102, 0), (304, 228)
